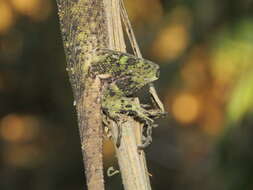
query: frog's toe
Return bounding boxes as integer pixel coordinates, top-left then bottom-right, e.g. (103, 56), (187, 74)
(138, 136), (152, 149)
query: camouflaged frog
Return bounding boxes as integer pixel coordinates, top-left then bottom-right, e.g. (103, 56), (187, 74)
(89, 49), (163, 148)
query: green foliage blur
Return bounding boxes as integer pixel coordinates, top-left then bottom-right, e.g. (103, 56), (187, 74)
(0, 0), (253, 189)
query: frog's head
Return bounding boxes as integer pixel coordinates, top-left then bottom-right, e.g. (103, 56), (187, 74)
(140, 59), (160, 84)
(116, 55), (160, 96)
(126, 59), (160, 93)
(118, 54), (160, 83)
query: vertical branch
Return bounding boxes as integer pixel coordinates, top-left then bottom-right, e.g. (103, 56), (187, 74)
(56, 0), (156, 189)
(56, 1), (105, 189)
(78, 78), (104, 190)
(103, 0), (152, 189)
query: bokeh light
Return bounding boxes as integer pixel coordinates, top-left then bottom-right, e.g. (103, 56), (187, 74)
(171, 93), (200, 124)
(125, 0), (163, 25)
(0, 114), (40, 143)
(151, 6), (191, 61)
(10, 0), (52, 21)
(211, 20), (253, 85)
(0, 1), (15, 34)
(152, 24), (189, 61)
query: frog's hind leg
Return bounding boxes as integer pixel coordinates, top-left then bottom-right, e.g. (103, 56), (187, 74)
(102, 102), (122, 147)
(119, 97), (154, 126)
(118, 97), (157, 148)
(102, 95), (155, 148)
(138, 124), (153, 149)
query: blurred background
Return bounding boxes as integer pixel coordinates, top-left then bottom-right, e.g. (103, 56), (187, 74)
(0, 0), (253, 189)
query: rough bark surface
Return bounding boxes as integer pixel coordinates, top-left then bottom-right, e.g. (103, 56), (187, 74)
(104, 0), (152, 189)
(56, 0), (108, 190)
(78, 78), (104, 190)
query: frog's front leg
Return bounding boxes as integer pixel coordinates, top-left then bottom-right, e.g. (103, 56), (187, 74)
(102, 93), (155, 147)
(102, 95), (154, 126)
(138, 124), (153, 149)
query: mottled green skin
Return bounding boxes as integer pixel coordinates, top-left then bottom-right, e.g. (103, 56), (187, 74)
(90, 49), (160, 128)
(56, 1), (110, 189)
